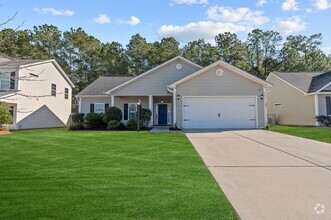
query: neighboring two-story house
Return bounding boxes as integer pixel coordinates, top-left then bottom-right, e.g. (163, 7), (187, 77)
(0, 55), (75, 130)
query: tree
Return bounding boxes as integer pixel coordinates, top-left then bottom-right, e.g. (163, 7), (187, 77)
(149, 37), (181, 66)
(182, 39), (218, 66)
(0, 102), (12, 129)
(100, 42), (129, 76)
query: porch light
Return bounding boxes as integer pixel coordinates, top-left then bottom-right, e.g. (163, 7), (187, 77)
(260, 94), (264, 100)
(177, 94), (180, 101)
(137, 99), (141, 132)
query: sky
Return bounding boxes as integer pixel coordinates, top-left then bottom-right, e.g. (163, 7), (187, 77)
(0, 0), (331, 54)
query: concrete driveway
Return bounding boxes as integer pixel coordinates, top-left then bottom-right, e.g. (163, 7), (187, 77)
(186, 130), (331, 220)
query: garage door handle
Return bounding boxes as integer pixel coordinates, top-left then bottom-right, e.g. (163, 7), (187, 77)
(218, 113), (221, 118)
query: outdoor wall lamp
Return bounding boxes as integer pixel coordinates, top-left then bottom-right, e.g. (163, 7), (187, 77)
(137, 99), (141, 132)
(177, 94), (180, 101)
(260, 94), (264, 100)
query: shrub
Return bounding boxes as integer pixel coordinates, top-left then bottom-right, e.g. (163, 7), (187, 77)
(139, 108), (152, 127)
(72, 113), (85, 124)
(126, 118), (138, 130)
(107, 120), (120, 130)
(0, 102), (12, 128)
(69, 124), (85, 130)
(84, 113), (105, 129)
(316, 115), (331, 127)
(118, 122), (126, 130)
(103, 107), (122, 123)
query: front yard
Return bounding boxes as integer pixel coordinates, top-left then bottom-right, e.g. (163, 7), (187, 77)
(271, 125), (331, 143)
(0, 129), (236, 219)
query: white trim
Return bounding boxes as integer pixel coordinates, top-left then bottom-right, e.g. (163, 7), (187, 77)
(149, 95), (153, 126)
(76, 95), (109, 98)
(263, 88), (268, 127)
(314, 94), (320, 126)
(111, 95), (115, 106)
(181, 96), (259, 129)
(266, 73), (308, 95)
(169, 60), (273, 89)
(78, 98), (82, 113)
(173, 88), (177, 126)
(105, 56), (202, 94)
(309, 92), (331, 95)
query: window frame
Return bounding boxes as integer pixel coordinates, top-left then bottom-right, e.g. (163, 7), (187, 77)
(128, 103), (138, 120)
(0, 72), (11, 90)
(94, 103), (105, 114)
(51, 83), (57, 96)
(64, 88), (69, 99)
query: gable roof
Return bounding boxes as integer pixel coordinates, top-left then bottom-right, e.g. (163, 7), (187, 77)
(269, 71), (331, 94)
(105, 56), (202, 94)
(77, 76), (133, 96)
(168, 60), (273, 89)
(0, 58), (75, 88)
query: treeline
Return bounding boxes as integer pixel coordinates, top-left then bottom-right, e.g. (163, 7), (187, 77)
(0, 24), (330, 93)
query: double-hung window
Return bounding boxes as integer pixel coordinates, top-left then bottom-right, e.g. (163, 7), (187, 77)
(0, 72), (10, 90)
(128, 103), (138, 120)
(51, 84), (56, 96)
(94, 103), (105, 114)
(64, 88), (69, 99)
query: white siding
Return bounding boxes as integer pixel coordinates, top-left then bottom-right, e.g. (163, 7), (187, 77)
(176, 65), (265, 128)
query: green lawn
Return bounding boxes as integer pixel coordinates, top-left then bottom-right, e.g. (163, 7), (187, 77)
(0, 129), (236, 220)
(271, 125), (331, 143)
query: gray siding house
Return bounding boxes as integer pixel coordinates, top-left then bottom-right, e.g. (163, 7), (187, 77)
(77, 56), (272, 129)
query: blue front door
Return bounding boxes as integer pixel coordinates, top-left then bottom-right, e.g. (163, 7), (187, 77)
(158, 104), (168, 125)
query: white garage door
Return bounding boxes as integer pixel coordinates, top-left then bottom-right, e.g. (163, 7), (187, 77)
(183, 97), (257, 129)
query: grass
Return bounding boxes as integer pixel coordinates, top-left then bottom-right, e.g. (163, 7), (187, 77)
(270, 125), (331, 144)
(0, 128), (237, 220)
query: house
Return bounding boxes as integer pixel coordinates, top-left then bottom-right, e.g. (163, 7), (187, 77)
(0, 55), (75, 130)
(77, 56), (272, 129)
(267, 71), (331, 126)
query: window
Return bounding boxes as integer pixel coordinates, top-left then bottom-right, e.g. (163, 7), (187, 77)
(64, 88), (69, 99)
(128, 103), (137, 120)
(51, 84), (56, 96)
(326, 97), (331, 115)
(94, 103), (105, 113)
(274, 103), (282, 107)
(0, 72), (10, 90)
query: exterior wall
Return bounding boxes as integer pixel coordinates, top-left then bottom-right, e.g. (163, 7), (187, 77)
(175, 65), (266, 128)
(112, 59), (200, 96)
(267, 75), (316, 126)
(318, 94), (331, 116)
(114, 96), (149, 123)
(80, 96), (110, 114)
(1, 62), (72, 129)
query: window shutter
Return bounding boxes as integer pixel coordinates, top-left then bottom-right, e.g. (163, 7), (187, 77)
(10, 72), (15, 89)
(326, 97), (331, 115)
(105, 104), (109, 111)
(90, 104), (95, 113)
(124, 104), (128, 120)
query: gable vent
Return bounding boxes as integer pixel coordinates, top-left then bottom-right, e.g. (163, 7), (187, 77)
(216, 69), (224, 76)
(176, 64), (182, 70)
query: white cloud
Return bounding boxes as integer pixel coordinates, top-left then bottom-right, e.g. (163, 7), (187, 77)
(207, 6), (269, 25)
(33, 7), (74, 16)
(281, 0), (299, 11)
(93, 14), (111, 24)
(273, 16), (307, 34)
(159, 21), (250, 43)
(305, 8), (313, 12)
(118, 16), (140, 26)
(322, 46), (331, 55)
(314, 0), (331, 10)
(257, 0), (267, 7)
(171, 0), (208, 5)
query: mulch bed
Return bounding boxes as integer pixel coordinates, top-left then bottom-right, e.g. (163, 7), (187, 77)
(0, 130), (11, 135)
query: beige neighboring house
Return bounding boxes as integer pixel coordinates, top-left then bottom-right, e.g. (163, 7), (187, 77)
(77, 56), (272, 129)
(0, 55), (75, 130)
(267, 71), (331, 126)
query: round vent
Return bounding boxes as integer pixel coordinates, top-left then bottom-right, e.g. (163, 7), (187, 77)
(176, 64), (182, 70)
(216, 69), (224, 76)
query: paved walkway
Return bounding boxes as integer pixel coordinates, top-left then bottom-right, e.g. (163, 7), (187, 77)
(186, 130), (331, 220)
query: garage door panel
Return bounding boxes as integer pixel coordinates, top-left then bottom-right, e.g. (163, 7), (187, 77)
(183, 97), (256, 129)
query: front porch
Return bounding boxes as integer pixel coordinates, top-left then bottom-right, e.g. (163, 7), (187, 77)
(111, 95), (174, 127)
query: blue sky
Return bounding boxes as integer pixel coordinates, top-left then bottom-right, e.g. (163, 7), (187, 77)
(1, 0), (331, 54)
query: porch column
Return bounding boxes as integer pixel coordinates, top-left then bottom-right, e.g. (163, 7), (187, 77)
(78, 97), (82, 113)
(173, 88), (177, 127)
(314, 94), (320, 126)
(111, 95), (115, 106)
(149, 95), (153, 126)
(263, 88), (267, 128)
